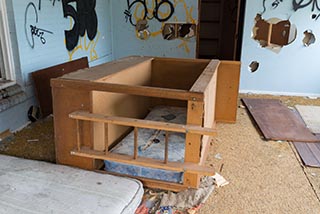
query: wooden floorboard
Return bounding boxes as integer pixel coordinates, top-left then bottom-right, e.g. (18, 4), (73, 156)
(293, 134), (320, 167)
(242, 98), (319, 142)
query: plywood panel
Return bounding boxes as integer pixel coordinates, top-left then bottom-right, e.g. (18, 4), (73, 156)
(242, 98), (319, 142)
(152, 58), (209, 90)
(52, 86), (94, 169)
(215, 61), (240, 123)
(32, 57), (88, 117)
(92, 60), (153, 151)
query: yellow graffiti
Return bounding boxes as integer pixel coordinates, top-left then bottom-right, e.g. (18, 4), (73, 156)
(67, 32), (100, 61)
(132, 0), (196, 53)
(174, 0), (196, 23)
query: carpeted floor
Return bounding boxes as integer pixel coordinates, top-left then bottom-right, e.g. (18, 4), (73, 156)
(1, 94), (320, 213)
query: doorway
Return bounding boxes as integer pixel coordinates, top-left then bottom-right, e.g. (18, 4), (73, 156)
(198, 0), (246, 60)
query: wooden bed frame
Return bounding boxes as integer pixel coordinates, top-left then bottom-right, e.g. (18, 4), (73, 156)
(51, 56), (240, 191)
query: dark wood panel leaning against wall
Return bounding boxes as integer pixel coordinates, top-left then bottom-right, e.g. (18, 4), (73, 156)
(198, 0), (246, 60)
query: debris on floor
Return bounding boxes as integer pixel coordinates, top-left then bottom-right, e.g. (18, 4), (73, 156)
(212, 173), (229, 187)
(0, 116), (55, 163)
(136, 175), (222, 214)
(0, 129), (13, 143)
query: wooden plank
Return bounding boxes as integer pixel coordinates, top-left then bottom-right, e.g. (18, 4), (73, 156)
(32, 57), (88, 117)
(69, 111), (217, 136)
(51, 78), (204, 101)
(52, 87), (95, 170)
(62, 56), (153, 81)
(184, 101), (204, 188)
(242, 98), (319, 142)
(96, 170), (188, 192)
(293, 141), (320, 167)
(190, 59), (220, 93)
(71, 148), (215, 176)
(201, 68), (218, 164)
(215, 60), (241, 123)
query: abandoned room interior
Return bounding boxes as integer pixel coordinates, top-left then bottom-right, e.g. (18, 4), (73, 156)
(1, 0), (320, 213)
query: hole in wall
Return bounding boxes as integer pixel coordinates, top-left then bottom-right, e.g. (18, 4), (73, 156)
(303, 30), (316, 46)
(162, 23), (196, 40)
(252, 14), (297, 52)
(136, 19), (150, 40)
(249, 61), (260, 73)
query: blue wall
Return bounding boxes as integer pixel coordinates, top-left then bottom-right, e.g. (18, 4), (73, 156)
(12, 0), (113, 85)
(0, 0), (113, 132)
(111, 0), (198, 59)
(240, 0), (320, 96)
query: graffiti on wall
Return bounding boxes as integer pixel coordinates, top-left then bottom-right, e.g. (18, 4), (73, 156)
(38, 0), (61, 10)
(62, 0), (98, 51)
(24, 2), (53, 49)
(124, 0), (196, 53)
(124, 0), (175, 26)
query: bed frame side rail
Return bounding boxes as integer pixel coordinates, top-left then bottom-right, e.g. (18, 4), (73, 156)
(69, 111), (216, 176)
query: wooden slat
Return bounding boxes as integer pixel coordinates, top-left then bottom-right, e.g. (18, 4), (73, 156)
(51, 78), (204, 101)
(104, 123), (109, 155)
(165, 131), (169, 164)
(76, 120), (81, 151)
(71, 148), (215, 176)
(69, 111), (216, 136)
(242, 98), (319, 142)
(190, 59), (220, 93)
(134, 127), (138, 159)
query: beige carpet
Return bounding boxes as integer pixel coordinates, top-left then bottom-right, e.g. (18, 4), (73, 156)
(200, 95), (320, 214)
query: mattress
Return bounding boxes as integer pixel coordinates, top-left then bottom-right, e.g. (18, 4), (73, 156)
(0, 155), (144, 214)
(105, 106), (187, 183)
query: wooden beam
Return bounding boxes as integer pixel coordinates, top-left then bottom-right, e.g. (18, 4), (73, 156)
(71, 148), (215, 176)
(69, 111), (217, 136)
(190, 60), (220, 93)
(51, 78), (204, 101)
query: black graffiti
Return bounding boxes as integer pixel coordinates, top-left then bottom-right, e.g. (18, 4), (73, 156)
(293, 0), (320, 12)
(24, 2), (53, 48)
(30, 25), (53, 44)
(124, 0), (175, 26)
(272, 0), (283, 8)
(38, 0), (61, 10)
(62, 0), (98, 51)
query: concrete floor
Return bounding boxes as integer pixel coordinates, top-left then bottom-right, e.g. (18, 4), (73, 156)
(1, 94), (320, 213)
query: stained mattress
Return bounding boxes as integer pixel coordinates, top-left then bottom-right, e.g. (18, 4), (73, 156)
(0, 155), (143, 214)
(105, 106), (187, 183)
